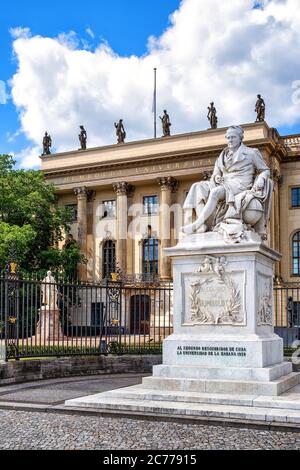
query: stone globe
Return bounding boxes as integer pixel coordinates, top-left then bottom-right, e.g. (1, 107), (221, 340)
(243, 198), (264, 226)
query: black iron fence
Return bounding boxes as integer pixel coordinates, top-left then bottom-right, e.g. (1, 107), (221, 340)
(0, 272), (173, 360)
(0, 273), (299, 360)
(274, 285), (300, 350)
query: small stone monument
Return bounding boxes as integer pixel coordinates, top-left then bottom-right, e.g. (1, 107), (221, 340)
(36, 271), (63, 342)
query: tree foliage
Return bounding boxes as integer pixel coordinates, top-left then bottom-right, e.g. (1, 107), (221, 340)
(0, 154), (84, 276)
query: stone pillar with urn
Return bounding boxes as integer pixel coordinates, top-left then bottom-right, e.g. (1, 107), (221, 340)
(36, 271), (63, 342)
(112, 182), (135, 275)
(157, 177), (178, 280)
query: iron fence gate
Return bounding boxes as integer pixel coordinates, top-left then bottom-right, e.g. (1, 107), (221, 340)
(0, 273), (173, 360)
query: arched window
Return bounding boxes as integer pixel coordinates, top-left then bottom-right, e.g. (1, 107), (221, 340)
(143, 238), (159, 275)
(292, 232), (300, 275)
(103, 240), (116, 279)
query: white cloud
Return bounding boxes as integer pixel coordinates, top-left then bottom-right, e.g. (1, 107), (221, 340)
(11, 146), (41, 169)
(0, 81), (7, 104)
(9, 0), (300, 166)
(9, 27), (31, 39)
(86, 27), (95, 40)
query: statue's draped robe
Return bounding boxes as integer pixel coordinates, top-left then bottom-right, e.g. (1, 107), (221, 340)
(183, 144), (272, 236)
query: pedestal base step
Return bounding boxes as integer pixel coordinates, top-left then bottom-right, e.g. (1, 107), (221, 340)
(153, 362), (292, 382)
(142, 371), (299, 396)
(65, 383), (300, 425)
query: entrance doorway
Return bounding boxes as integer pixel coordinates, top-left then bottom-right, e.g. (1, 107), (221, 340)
(130, 295), (151, 335)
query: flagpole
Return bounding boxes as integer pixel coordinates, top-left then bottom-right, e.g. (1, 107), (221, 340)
(154, 68), (157, 139)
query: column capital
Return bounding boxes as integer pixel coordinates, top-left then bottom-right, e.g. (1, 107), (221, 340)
(74, 187), (88, 198)
(157, 176), (178, 192)
(112, 182), (135, 196)
(74, 187), (95, 200)
(272, 168), (282, 186)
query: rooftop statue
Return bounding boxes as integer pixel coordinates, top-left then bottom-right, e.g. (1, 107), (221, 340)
(182, 125), (273, 243)
(42, 132), (52, 155)
(115, 119), (126, 144)
(255, 94), (266, 122)
(160, 110), (171, 137)
(207, 102), (218, 129)
(79, 125), (87, 150)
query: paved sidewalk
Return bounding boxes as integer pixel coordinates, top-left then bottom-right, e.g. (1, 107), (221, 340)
(0, 373), (146, 409)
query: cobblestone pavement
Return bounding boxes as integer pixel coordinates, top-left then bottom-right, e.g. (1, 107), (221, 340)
(0, 410), (299, 450)
(0, 374), (299, 450)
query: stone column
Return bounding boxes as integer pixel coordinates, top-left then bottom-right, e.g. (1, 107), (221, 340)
(74, 187), (89, 281)
(273, 169), (282, 279)
(87, 191), (96, 282)
(112, 182), (135, 275)
(158, 177), (178, 280)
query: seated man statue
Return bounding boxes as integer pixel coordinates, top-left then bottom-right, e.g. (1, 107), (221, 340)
(182, 126), (273, 243)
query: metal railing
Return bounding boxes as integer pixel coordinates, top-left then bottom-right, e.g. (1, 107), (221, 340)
(274, 285), (300, 349)
(0, 272), (299, 360)
(0, 272), (173, 360)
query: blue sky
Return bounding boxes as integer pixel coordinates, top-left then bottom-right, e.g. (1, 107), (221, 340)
(0, 0), (180, 159)
(1, 0), (300, 168)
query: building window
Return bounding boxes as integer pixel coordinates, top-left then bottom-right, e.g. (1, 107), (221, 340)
(292, 232), (300, 275)
(65, 204), (78, 223)
(103, 240), (116, 279)
(101, 200), (116, 219)
(143, 195), (158, 215)
(292, 188), (300, 208)
(143, 238), (159, 274)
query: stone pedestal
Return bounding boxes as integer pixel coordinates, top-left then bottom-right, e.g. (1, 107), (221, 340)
(36, 306), (63, 342)
(142, 232), (298, 396)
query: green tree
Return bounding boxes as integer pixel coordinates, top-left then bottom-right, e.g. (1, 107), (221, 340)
(0, 154), (85, 276)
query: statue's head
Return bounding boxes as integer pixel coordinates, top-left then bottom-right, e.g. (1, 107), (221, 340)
(226, 126), (244, 149)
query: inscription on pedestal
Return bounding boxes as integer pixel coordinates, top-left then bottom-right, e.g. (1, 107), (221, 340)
(182, 256), (246, 326)
(177, 345), (247, 358)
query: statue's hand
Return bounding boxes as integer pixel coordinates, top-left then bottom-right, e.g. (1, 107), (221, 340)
(253, 176), (265, 192)
(215, 175), (224, 185)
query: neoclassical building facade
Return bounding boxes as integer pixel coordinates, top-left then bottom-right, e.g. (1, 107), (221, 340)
(41, 121), (300, 285)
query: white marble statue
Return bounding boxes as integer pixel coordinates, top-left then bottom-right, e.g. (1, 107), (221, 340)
(41, 271), (58, 309)
(182, 125), (273, 243)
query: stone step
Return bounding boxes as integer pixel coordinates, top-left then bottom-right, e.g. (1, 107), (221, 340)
(152, 362), (292, 382)
(142, 372), (300, 396)
(97, 385), (300, 411)
(64, 395), (300, 425)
